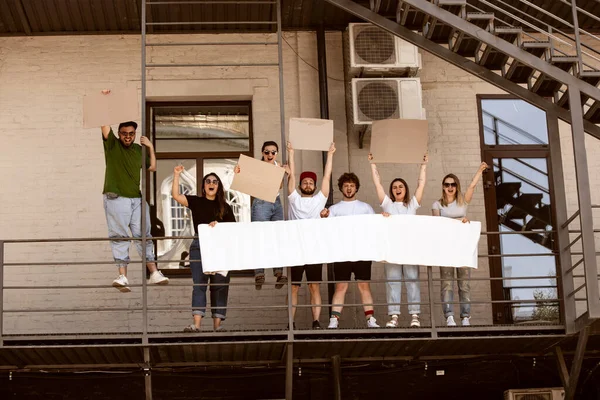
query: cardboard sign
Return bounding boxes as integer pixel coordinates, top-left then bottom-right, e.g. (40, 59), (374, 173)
(289, 118), (334, 151)
(230, 154), (285, 203)
(370, 119), (428, 163)
(83, 88), (140, 128)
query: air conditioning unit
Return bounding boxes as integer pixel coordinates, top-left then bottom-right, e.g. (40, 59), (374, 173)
(504, 388), (565, 400)
(349, 23), (421, 74)
(351, 77), (425, 125)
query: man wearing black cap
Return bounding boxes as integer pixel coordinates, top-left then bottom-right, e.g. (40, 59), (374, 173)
(284, 141), (336, 329)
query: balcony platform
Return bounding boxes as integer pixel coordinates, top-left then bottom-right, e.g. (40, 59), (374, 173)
(1, 323), (597, 371)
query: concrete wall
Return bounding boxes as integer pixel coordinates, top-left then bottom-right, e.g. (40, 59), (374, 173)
(0, 30), (598, 334)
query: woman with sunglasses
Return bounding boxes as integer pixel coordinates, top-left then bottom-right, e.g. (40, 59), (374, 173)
(432, 162), (488, 327)
(172, 166), (236, 332)
(236, 141), (288, 290)
(368, 152), (428, 328)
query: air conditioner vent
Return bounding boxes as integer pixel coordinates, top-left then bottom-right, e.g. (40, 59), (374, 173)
(351, 78), (424, 125)
(353, 25), (396, 65)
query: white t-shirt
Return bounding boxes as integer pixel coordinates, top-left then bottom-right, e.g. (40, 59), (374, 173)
(381, 195), (420, 215)
(328, 199), (375, 217)
(432, 199), (468, 219)
(288, 190), (327, 220)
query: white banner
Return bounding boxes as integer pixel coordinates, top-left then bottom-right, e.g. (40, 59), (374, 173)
(198, 214), (481, 272)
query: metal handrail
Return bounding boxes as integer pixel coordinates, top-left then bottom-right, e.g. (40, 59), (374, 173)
(478, 0), (600, 65)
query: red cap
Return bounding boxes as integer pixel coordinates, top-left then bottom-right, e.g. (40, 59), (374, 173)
(300, 171), (317, 185)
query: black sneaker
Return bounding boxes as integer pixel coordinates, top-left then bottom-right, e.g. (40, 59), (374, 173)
(312, 320), (321, 330)
(287, 322), (297, 330)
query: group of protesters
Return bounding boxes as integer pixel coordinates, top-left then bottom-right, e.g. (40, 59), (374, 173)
(100, 111), (487, 332)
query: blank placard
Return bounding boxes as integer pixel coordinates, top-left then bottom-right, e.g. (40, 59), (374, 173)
(83, 88), (140, 129)
(230, 155), (285, 203)
(289, 118), (334, 151)
(370, 119), (428, 163)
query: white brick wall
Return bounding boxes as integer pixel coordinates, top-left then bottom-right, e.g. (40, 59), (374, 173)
(1, 31), (599, 334)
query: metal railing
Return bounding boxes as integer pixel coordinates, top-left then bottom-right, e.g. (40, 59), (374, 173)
(0, 227), (575, 345)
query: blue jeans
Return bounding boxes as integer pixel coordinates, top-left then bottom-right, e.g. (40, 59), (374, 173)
(103, 195), (155, 267)
(190, 240), (230, 319)
(251, 196), (284, 277)
(385, 263), (421, 316)
(440, 267), (471, 318)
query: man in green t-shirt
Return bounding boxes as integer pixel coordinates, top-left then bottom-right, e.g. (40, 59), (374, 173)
(100, 89), (169, 292)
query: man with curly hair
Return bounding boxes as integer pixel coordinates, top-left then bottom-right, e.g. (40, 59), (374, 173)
(320, 173), (379, 329)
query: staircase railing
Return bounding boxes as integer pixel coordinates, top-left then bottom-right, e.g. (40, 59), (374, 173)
(472, 0), (600, 72)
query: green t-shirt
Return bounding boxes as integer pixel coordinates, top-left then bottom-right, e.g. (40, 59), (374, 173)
(102, 129), (149, 198)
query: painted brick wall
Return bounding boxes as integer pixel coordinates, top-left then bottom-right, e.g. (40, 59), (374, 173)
(1, 31), (598, 334)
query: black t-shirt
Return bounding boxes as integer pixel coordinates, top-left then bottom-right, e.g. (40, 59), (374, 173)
(185, 195), (236, 234)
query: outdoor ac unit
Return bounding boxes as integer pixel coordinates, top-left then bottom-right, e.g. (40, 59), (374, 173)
(504, 388), (565, 400)
(349, 23), (421, 73)
(351, 77), (425, 125)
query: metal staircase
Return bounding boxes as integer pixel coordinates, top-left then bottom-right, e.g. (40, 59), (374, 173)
(324, 0), (600, 333)
(326, 0), (600, 137)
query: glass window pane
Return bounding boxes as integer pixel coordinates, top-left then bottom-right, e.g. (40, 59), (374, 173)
(481, 99), (548, 145)
(493, 157), (558, 322)
(153, 104), (250, 152)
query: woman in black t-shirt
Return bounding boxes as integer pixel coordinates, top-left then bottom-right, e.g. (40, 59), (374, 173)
(172, 166), (236, 332)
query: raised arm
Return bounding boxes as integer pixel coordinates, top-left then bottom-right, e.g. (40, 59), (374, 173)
(286, 141), (296, 196)
(464, 161), (488, 204)
(140, 136), (157, 172)
(172, 166), (189, 207)
(414, 153), (428, 205)
(320, 142), (336, 197)
(100, 90), (112, 139)
(368, 153), (386, 205)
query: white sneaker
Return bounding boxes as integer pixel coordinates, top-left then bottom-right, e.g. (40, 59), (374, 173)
(410, 314), (421, 328)
(366, 316), (380, 328)
(328, 317), (339, 329)
(385, 315), (399, 328)
(461, 317), (471, 326)
(112, 275), (131, 293)
(148, 270), (169, 285)
(446, 316), (457, 326)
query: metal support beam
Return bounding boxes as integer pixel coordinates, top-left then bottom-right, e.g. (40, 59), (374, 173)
(427, 266), (438, 338)
(554, 346), (570, 391)
(569, 0), (584, 74)
(144, 347), (153, 400)
(547, 114), (576, 333)
(141, 0), (150, 346)
(332, 354), (342, 400)
(285, 343), (293, 400)
(316, 0), (336, 317)
(568, 86), (600, 319)
(323, 0), (600, 139)
(400, 0), (600, 101)
(566, 326), (590, 400)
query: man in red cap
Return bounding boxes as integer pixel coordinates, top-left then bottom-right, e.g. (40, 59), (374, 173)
(284, 141), (336, 329)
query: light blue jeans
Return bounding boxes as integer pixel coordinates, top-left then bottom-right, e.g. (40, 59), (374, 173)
(385, 263), (421, 316)
(103, 195), (155, 267)
(252, 196), (284, 277)
(440, 267), (471, 318)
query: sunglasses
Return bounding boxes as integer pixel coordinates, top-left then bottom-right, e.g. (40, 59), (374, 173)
(443, 182), (457, 188)
(263, 150), (277, 156)
(119, 131), (136, 137)
(205, 179), (219, 185)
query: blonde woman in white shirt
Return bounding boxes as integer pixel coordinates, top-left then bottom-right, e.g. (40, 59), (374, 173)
(369, 153), (428, 328)
(432, 162), (487, 327)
